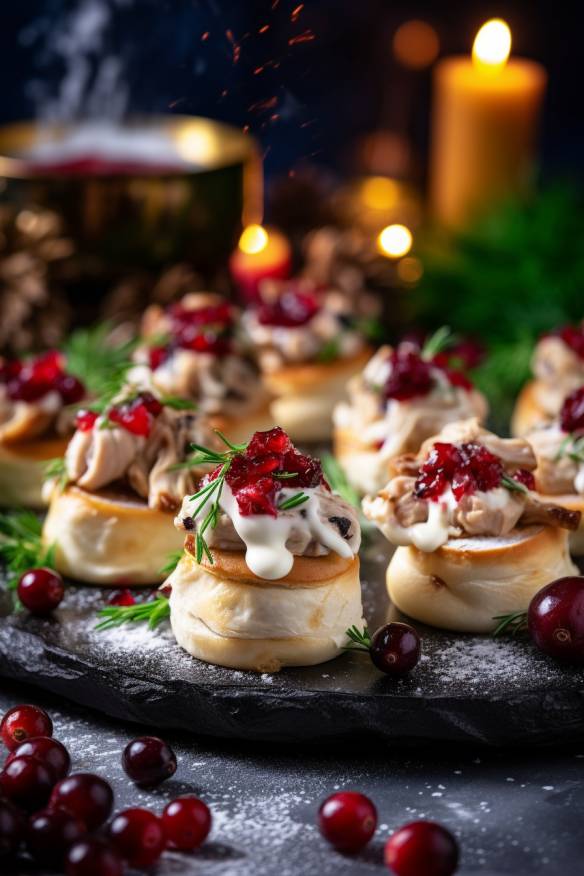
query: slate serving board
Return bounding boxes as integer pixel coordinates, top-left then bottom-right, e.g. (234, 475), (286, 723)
(1, 533), (583, 747)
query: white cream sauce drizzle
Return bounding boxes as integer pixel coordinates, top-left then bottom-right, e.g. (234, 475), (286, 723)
(185, 484), (355, 580)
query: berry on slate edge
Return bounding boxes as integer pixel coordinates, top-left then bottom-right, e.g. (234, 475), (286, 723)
(65, 836), (124, 876)
(318, 791), (377, 853)
(27, 808), (86, 865)
(370, 623), (421, 676)
(0, 798), (25, 860)
(17, 567), (65, 617)
(122, 736), (177, 787)
(0, 755), (55, 811)
(6, 736), (70, 781)
(1, 704), (53, 750)
(385, 820), (459, 876)
(528, 576), (584, 663)
(50, 773), (114, 830)
(109, 807), (166, 868)
(163, 796), (212, 851)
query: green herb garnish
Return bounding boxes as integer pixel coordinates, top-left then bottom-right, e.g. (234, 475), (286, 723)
(95, 596), (170, 631)
(492, 610), (528, 637)
(501, 473), (529, 494)
(343, 625), (373, 652)
(278, 492), (309, 511)
(158, 396), (197, 411)
(63, 322), (137, 400)
(0, 511), (56, 589)
(421, 325), (457, 361)
(158, 550), (183, 577)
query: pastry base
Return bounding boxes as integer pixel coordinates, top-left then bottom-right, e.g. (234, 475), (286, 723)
(42, 485), (183, 585)
(511, 380), (552, 437)
(333, 425), (389, 496)
(168, 549), (363, 672)
(0, 436), (68, 509)
(386, 525), (578, 633)
(265, 348), (372, 443)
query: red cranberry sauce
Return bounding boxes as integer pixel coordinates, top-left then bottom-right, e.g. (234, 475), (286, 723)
(548, 324), (584, 360)
(148, 302), (234, 367)
(0, 351), (86, 406)
(75, 392), (163, 439)
(415, 441), (534, 502)
(204, 427), (326, 517)
(256, 286), (320, 328)
(384, 346), (472, 402)
(560, 386), (584, 434)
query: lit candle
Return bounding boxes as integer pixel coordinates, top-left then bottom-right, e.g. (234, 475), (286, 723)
(230, 224), (292, 303)
(430, 19), (547, 227)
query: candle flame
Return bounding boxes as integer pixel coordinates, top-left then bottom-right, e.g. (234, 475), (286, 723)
(377, 224), (413, 258)
(472, 19), (512, 72)
(239, 224), (269, 255)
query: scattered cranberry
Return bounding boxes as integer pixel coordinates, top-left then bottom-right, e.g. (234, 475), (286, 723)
(55, 374), (86, 405)
(50, 773), (114, 830)
(384, 820), (459, 876)
(75, 409), (99, 432)
(318, 791), (377, 854)
(109, 807), (165, 868)
(6, 737), (70, 781)
(162, 796), (212, 851)
(528, 576), (584, 663)
(108, 589), (136, 607)
(1, 704), (53, 751)
(370, 623), (421, 676)
(122, 736), (177, 787)
(0, 799), (25, 859)
(0, 755), (54, 811)
(17, 568), (65, 616)
(560, 386), (584, 435)
(27, 808), (86, 865)
(65, 837), (124, 876)
(257, 287), (320, 327)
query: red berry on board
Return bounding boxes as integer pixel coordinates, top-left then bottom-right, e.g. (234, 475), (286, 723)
(50, 773), (114, 830)
(65, 837), (124, 876)
(318, 791), (377, 854)
(384, 820), (459, 876)
(6, 736), (70, 781)
(0, 798), (25, 859)
(107, 588), (136, 606)
(1, 704), (53, 751)
(162, 796), (212, 851)
(27, 808), (85, 865)
(370, 623), (421, 676)
(17, 568), (65, 616)
(527, 576), (584, 663)
(122, 736), (177, 787)
(109, 807), (165, 868)
(0, 755), (54, 811)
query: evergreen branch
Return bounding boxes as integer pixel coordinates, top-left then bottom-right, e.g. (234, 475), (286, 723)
(95, 596), (170, 631)
(492, 610), (528, 637)
(63, 322), (137, 399)
(278, 492), (309, 511)
(0, 511), (56, 589)
(343, 625), (373, 652)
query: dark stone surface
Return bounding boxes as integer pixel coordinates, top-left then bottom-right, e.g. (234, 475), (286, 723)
(1, 534), (583, 746)
(1, 679), (584, 876)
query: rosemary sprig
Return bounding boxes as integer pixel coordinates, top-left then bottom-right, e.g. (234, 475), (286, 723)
(317, 337), (341, 364)
(278, 492), (309, 511)
(343, 625), (373, 652)
(158, 396), (197, 411)
(63, 322), (137, 399)
(501, 473), (529, 495)
(492, 610), (528, 637)
(44, 456), (68, 490)
(158, 550), (183, 577)
(555, 433), (584, 464)
(0, 511), (56, 589)
(421, 326), (458, 361)
(95, 596), (170, 631)
(321, 453), (360, 509)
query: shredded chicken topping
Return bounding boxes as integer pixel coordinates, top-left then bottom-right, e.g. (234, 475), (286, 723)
(531, 335), (584, 419)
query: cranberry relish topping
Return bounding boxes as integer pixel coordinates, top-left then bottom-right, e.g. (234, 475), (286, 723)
(203, 427), (326, 517)
(415, 441), (535, 502)
(383, 347), (472, 402)
(148, 302), (234, 369)
(75, 392), (163, 438)
(0, 351), (86, 405)
(560, 386), (584, 434)
(256, 287), (320, 328)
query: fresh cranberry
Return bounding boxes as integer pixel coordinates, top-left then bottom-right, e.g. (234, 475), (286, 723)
(560, 386), (584, 434)
(50, 773), (114, 830)
(108, 589), (136, 606)
(318, 791), (377, 853)
(122, 736), (177, 787)
(162, 796), (212, 851)
(108, 392), (162, 437)
(513, 469), (536, 490)
(6, 737), (70, 781)
(0, 755), (54, 811)
(385, 349), (433, 401)
(0, 799), (25, 859)
(1, 704), (53, 751)
(556, 324), (584, 359)
(257, 287), (320, 327)
(75, 409), (99, 431)
(148, 345), (169, 370)
(27, 808), (85, 865)
(55, 374), (86, 405)
(109, 807), (165, 868)
(65, 837), (124, 876)
(17, 567), (65, 616)
(385, 820), (459, 876)
(527, 576), (584, 663)
(370, 623), (421, 676)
